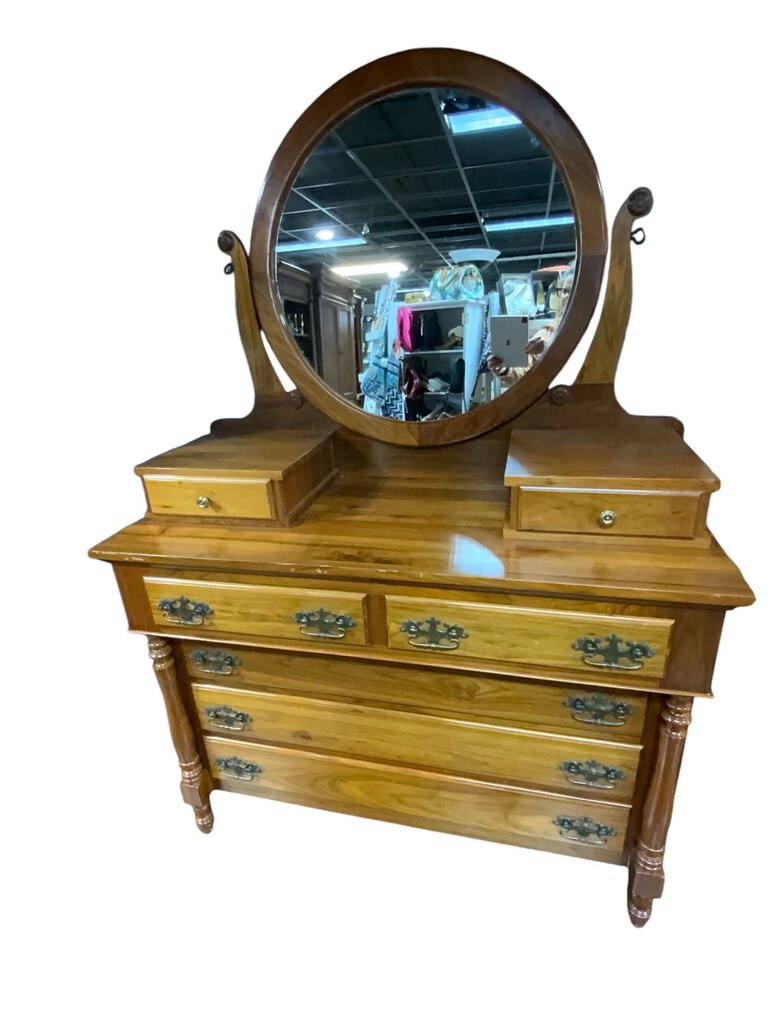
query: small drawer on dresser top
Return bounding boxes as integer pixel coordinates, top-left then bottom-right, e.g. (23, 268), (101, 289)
(145, 577), (366, 646)
(514, 487), (703, 540)
(181, 643), (649, 742)
(193, 684), (641, 798)
(143, 475), (272, 520)
(387, 596), (671, 682)
(206, 737), (630, 863)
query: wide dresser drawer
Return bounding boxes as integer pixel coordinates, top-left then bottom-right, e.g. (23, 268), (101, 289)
(206, 737), (630, 863)
(144, 576), (366, 646)
(386, 595), (672, 681)
(181, 643), (649, 741)
(194, 683), (641, 798)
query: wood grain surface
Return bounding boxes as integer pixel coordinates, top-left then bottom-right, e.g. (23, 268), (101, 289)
(145, 576), (367, 646)
(194, 683), (641, 798)
(206, 736), (630, 863)
(181, 642), (650, 741)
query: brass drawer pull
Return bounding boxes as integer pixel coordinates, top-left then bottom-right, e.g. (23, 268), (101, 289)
(158, 596), (213, 626)
(572, 633), (654, 671)
(553, 815), (617, 845)
(205, 705), (252, 731)
(293, 608), (356, 639)
(215, 756), (262, 781)
(558, 758), (625, 789)
(598, 508), (616, 527)
(196, 496), (211, 509)
(400, 616), (469, 651)
(189, 648), (241, 675)
(563, 694), (634, 727)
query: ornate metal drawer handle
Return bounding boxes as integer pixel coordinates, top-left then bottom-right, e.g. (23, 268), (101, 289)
(563, 694), (634, 727)
(157, 596), (213, 626)
(189, 648), (241, 675)
(293, 608), (356, 639)
(215, 756), (262, 781)
(399, 616), (469, 651)
(558, 758), (625, 789)
(205, 705), (252, 731)
(572, 633), (654, 670)
(553, 815), (617, 845)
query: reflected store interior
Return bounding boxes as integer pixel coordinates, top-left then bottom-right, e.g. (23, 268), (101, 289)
(276, 88), (577, 421)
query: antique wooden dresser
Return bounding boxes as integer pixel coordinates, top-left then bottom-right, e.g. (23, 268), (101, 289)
(90, 49), (753, 926)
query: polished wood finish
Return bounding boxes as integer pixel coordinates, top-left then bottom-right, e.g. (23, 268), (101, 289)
(136, 429), (337, 527)
(147, 636), (213, 832)
(143, 475), (272, 519)
(181, 642), (650, 741)
(145, 575), (368, 646)
(576, 188), (653, 386)
(89, 49), (754, 928)
(386, 594), (672, 680)
(515, 487), (704, 540)
(504, 426), (716, 545)
(250, 48), (608, 446)
(193, 683), (641, 798)
(206, 736), (630, 863)
(218, 230), (284, 397)
(627, 695), (693, 926)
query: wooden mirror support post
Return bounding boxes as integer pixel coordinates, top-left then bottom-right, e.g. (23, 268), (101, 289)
(90, 49), (753, 928)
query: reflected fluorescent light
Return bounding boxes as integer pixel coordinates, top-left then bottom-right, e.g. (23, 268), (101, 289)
(315, 229), (335, 241)
(333, 261), (408, 278)
(446, 106), (522, 134)
(485, 215), (575, 233)
(276, 237), (366, 253)
(450, 535), (505, 577)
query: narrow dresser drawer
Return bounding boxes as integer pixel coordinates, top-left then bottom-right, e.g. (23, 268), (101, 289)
(516, 487), (702, 539)
(206, 737), (630, 863)
(386, 596), (672, 681)
(145, 577), (366, 646)
(182, 643), (649, 742)
(194, 684), (641, 798)
(143, 475), (272, 520)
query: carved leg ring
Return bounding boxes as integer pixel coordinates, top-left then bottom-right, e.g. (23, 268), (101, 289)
(627, 695), (693, 926)
(147, 636), (214, 833)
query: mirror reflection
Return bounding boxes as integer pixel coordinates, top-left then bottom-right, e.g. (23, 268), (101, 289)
(277, 88), (576, 420)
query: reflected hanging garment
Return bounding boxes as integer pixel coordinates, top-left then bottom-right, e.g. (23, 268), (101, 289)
(396, 307), (415, 352)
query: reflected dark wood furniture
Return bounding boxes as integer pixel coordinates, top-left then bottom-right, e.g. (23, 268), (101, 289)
(278, 262), (360, 398)
(90, 48), (753, 927)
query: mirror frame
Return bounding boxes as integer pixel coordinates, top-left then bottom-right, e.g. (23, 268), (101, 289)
(250, 48), (607, 446)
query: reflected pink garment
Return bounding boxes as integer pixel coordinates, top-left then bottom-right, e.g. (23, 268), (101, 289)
(396, 306), (415, 352)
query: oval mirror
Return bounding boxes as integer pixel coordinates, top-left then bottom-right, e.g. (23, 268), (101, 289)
(251, 50), (607, 445)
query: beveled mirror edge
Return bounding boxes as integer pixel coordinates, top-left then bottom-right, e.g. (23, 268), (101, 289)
(250, 47), (608, 447)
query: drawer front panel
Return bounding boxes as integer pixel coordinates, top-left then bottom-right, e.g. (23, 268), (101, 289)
(182, 643), (649, 742)
(206, 737), (630, 863)
(145, 577), (366, 646)
(194, 684), (641, 798)
(144, 476), (272, 519)
(387, 596), (672, 680)
(517, 487), (701, 539)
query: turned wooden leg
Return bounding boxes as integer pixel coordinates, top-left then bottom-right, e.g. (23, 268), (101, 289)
(627, 695), (693, 926)
(147, 636), (214, 833)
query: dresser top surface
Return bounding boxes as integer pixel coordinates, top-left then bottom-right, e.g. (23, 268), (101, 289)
(91, 474), (753, 609)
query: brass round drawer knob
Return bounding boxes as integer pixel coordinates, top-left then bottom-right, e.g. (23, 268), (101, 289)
(598, 509), (616, 528)
(196, 496), (211, 509)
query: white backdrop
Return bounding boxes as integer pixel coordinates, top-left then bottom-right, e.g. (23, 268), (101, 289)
(3, 3), (765, 1021)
